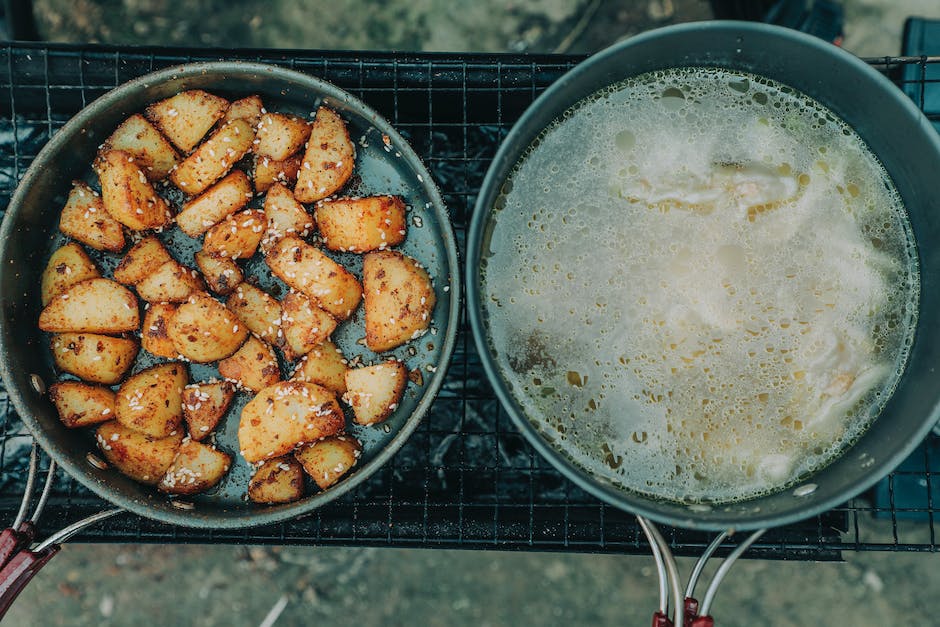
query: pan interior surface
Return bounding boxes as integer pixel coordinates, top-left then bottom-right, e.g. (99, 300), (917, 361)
(468, 22), (940, 531)
(0, 63), (459, 528)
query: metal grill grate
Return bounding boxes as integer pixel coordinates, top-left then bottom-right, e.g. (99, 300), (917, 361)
(1, 43), (938, 558)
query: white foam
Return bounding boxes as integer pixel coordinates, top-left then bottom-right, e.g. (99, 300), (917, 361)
(482, 67), (919, 504)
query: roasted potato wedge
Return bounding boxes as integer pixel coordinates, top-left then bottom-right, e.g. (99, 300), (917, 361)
(363, 250), (436, 352)
(266, 236), (362, 320)
(39, 278), (139, 334)
(182, 380), (235, 441)
(113, 236), (174, 286)
(194, 250), (243, 296)
(141, 302), (179, 359)
(175, 169), (253, 237)
(97, 149), (172, 231)
(102, 113), (180, 181)
(295, 434), (362, 490)
(168, 292), (248, 362)
(261, 182), (313, 251)
(253, 153), (302, 193)
(49, 381), (116, 428)
(58, 181), (125, 252)
(115, 363), (188, 438)
(218, 334), (281, 392)
(289, 340), (348, 395)
(280, 291), (337, 361)
(295, 106), (355, 203)
(255, 112), (311, 161)
(145, 89), (229, 153)
(226, 283), (283, 346)
(203, 209), (267, 259)
(41, 243), (100, 306)
(158, 439), (232, 495)
(316, 196), (407, 253)
(96, 421), (184, 485)
(135, 260), (204, 303)
(223, 95), (264, 127)
(343, 360), (407, 425)
(51, 333), (138, 385)
(170, 118), (254, 196)
(248, 457), (305, 504)
(238, 381), (344, 463)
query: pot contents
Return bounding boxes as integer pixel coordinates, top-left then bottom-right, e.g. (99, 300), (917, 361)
(481, 67), (919, 503)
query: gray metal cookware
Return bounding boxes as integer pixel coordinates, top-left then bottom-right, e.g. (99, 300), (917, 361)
(467, 21), (940, 624)
(0, 62), (460, 611)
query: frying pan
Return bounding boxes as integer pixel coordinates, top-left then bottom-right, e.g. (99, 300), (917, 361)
(0, 62), (459, 609)
(468, 21), (940, 623)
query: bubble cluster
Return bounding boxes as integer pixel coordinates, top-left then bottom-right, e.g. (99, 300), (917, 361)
(481, 67), (919, 504)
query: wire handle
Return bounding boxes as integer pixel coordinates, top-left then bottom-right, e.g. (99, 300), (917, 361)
(0, 441), (123, 620)
(638, 522), (767, 626)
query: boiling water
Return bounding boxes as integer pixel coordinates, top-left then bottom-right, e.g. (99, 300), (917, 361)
(481, 67), (919, 503)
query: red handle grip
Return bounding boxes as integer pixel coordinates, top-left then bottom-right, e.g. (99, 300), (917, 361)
(683, 597), (700, 627)
(652, 610), (674, 627)
(690, 615), (714, 627)
(0, 544), (60, 619)
(0, 523), (36, 571)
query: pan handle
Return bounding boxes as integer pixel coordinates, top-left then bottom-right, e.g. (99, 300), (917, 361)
(0, 544), (60, 618)
(0, 508), (123, 620)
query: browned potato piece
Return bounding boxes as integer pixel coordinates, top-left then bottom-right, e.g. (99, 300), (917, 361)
(49, 381), (116, 428)
(158, 439), (232, 495)
(290, 340), (348, 394)
(51, 333), (138, 385)
(176, 170), (253, 237)
(280, 291), (337, 361)
(226, 283), (283, 346)
(254, 153), (302, 193)
(363, 250), (436, 352)
(170, 119), (254, 196)
(39, 278), (139, 334)
(316, 196), (407, 253)
(294, 435), (362, 490)
(135, 260), (204, 303)
(343, 360), (407, 425)
(96, 421), (184, 485)
(115, 363), (187, 438)
(141, 302), (178, 359)
(295, 106), (355, 203)
(41, 243), (100, 306)
(168, 292), (248, 362)
(102, 114), (180, 181)
(194, 251), (243, 296)
(113, 236), (173, 285)
(218, 334), (281, 392)
(58, 181), (125, 252)
(256, 112), (311, 161)
(266, 236), (362, 320)
(203, 209), (267, 259)
(98, 150), (172, 231)
(182, 380), (235, 441)
(145, 90), (229, 153)
(238, 381), (344, 463)
(248, 457), (304, 504)
(261, 182), (313, 252)
(223, 95), (264, 127)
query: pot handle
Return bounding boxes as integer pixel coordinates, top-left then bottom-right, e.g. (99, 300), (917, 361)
(0, 543), (60, 617)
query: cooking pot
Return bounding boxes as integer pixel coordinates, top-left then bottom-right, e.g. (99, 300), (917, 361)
(469, 19), (940, 532)
(467, 21), (940, 622)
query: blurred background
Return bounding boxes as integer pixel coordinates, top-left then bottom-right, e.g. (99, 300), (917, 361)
(4, 1), (940, 625)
